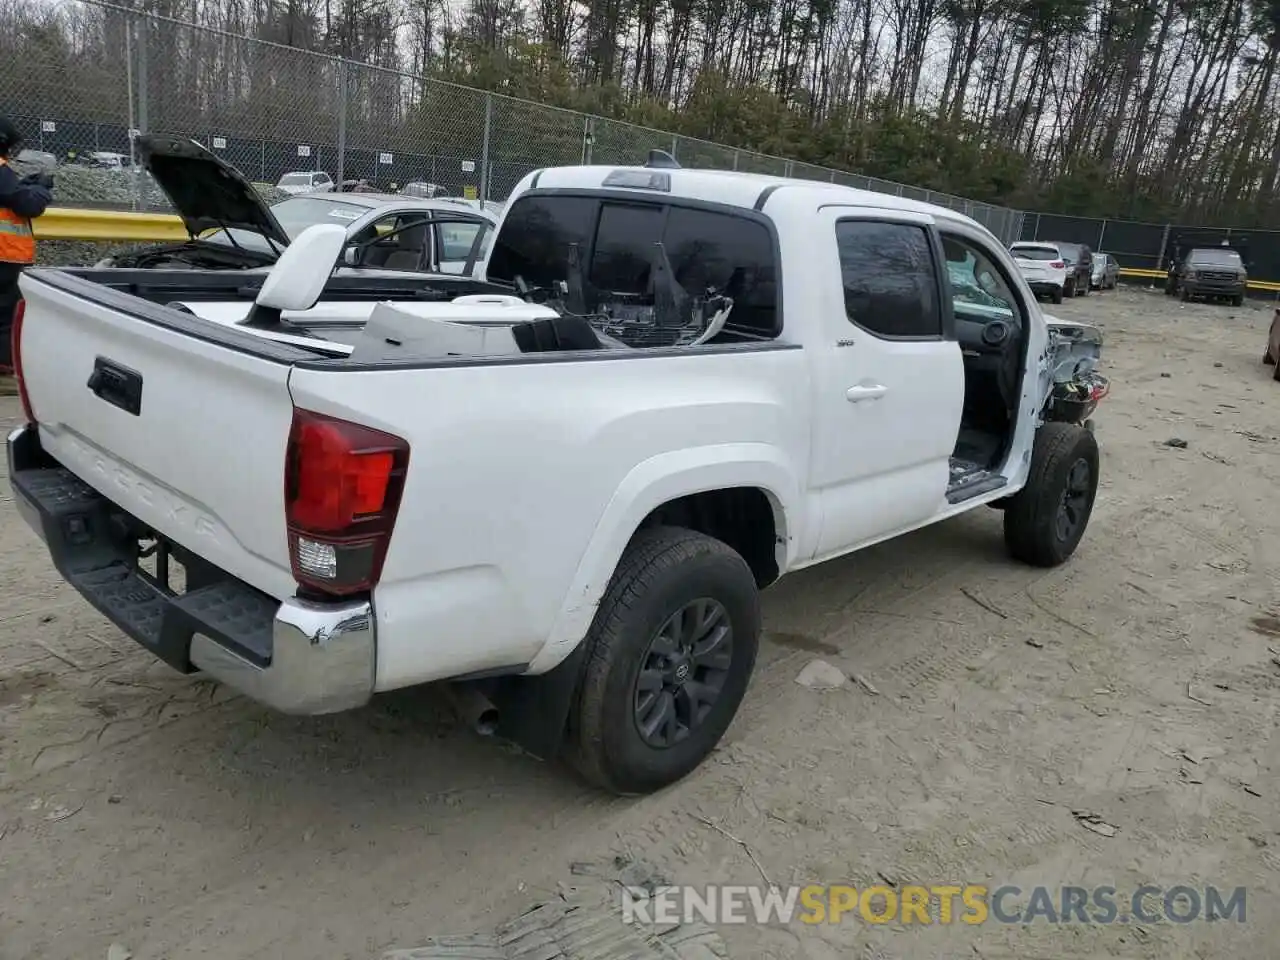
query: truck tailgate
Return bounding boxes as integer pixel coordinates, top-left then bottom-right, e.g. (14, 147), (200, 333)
(18, 272), (299, 600)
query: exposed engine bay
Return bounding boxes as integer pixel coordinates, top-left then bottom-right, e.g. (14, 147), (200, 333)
(96, 242), (275, 271)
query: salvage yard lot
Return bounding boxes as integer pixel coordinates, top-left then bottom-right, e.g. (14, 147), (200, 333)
(1, 286), (1279, 960)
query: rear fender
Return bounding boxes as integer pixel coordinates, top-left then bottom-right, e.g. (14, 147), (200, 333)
(526, 443), (801, 675)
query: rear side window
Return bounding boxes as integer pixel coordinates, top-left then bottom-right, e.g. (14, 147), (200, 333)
(836, 221), (942, 339)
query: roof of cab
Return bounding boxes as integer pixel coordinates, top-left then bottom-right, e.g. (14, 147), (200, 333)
(522, 164), (984, 230)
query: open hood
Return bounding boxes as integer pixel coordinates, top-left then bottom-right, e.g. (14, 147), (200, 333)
(136, 134), (292, 250)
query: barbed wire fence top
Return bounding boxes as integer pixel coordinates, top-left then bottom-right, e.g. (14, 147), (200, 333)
(3, 0), (1025, 243)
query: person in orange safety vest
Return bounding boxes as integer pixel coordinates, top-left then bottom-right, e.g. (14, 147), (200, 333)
(0, 117), (53, 375)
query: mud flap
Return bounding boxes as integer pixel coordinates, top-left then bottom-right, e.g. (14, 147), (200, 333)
(476, 641), (589, 762)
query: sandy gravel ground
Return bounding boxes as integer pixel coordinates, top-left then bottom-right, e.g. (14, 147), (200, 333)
(1, 285), (1279, 960)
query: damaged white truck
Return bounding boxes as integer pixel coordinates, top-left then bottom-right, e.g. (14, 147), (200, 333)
(8, 154), (1108, 795)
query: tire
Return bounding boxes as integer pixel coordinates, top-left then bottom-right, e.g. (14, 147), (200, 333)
(566, 526), (761, 795)
(1051, 287), (1064, 304)
(1064, 277), (1076, 298)
(1264, 348), (1275, 365)
(1180, 286), (1191, 302)
(1003, 423), (1100, 568)
(1232, 295), (1245, 307)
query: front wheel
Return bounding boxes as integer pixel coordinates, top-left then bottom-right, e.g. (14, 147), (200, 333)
(1232, 295), (1245, 307)
(1051, 286), (1064, 304)
(566, 526), (761, 795)
(1003, 423), (1100, 568)
(1064, 277), (1076, 298)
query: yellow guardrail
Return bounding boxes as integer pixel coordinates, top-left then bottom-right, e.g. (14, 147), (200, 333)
(1117, 266), (1280, 294)
(34, 207), (187, 242)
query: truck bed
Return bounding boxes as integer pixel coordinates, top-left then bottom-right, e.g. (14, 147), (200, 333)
(14, 265), (807, 694)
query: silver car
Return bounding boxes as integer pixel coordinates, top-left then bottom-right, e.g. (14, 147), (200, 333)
(97, 135), (498, 277)
(1091, 253), (1119, 290)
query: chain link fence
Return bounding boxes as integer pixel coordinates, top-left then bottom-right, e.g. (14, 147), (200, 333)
(2, 0), (1025, 243)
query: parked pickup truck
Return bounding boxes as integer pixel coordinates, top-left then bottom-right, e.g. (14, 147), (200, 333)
(8, 155), (1109, 795)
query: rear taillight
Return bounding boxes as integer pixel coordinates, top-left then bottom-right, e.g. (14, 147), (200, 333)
(1049, 261), (1065, 269)
(284, 408), (410, 597)
(10, 299), (34, 423)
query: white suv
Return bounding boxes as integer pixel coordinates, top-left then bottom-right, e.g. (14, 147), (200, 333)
(1009, 242), (1069, 304)
(276, 171), (335, 195)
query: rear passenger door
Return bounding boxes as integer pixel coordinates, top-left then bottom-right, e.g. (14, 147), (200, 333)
(808, 209), (965, 560)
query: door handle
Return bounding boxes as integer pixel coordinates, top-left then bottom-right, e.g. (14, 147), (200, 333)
(846, 384), (888, 403)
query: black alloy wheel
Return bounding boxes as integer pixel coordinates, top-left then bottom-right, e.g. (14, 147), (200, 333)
(633, 598), (733, 748)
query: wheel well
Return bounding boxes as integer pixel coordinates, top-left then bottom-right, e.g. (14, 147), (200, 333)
(636, 487), (781, 587)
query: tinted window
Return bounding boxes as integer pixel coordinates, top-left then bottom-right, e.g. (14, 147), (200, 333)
(488, 196), (780, 337)
(662, 207), (778, 336)
(836, 221), (941, 338)
(1010, 245), (1060, 262)
(590, 203), (664, 292)
(486, 196), (597, 288)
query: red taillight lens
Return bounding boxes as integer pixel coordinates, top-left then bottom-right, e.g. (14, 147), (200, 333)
(284, 408), (409, 597)
(1049, 261), (1065, 269)
(10, 299), (34, 424)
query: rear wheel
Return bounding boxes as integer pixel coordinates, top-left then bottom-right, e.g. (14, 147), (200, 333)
(1051, 286), (1064, 304)
(566, 526), (760, 795)
(1004, 423), (1100, 568)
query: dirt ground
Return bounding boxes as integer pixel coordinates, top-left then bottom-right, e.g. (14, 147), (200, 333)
(2, 285), (1279, 960)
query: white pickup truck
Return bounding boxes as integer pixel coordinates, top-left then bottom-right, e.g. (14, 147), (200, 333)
(8, 156), (1108, 795)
